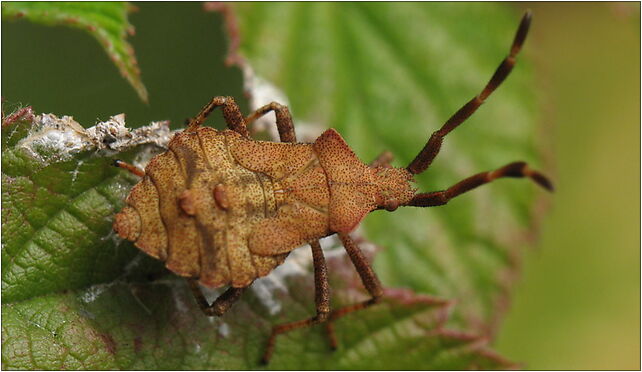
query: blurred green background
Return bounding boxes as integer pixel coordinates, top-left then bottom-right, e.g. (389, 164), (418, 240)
(495, 3), (640, 370)
(2, 2), (639, 369)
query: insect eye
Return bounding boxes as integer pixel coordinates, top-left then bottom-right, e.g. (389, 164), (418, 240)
(384, 199), (399, 212)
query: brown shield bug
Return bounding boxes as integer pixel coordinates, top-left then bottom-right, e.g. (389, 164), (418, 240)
(112, 10), (551, 364)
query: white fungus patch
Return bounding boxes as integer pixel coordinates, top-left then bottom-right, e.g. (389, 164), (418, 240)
(161, 280), (191, 314)
(77, 308), (96, 320)
(17, 114), (91, 163)
(79, 282), (113, 303)
(173, 291), (189, 314)
(198, 284), (225, 304)
(318, 234), (349, 259)
(251, 246), (313, 315)
(84, 114), (172, 153)
(250, 278), (285, 316)
(70, 160), (84, 184)
(218, 322), (231, 338)
(15, 113), (172, 167)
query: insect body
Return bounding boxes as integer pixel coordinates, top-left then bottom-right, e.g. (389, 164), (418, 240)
(113, 11), (551, 364)
(114, 125), (414, 288)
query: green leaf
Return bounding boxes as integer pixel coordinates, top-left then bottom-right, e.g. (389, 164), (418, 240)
(1, 109), (168, 303)
(1, 2), (148, 102)
(228, 3), (543, 335)
(2, 3), (546, 368)
(2, 248), (514, 369)
(2, 106), (514, 369)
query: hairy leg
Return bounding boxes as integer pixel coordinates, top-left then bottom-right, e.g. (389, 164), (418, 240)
(261, 240), (330, 364)
(324, 233), (384, 349)
(186, 96), (249, 136)
(245, 101), (296, 143)
(188, 279), (246, 316)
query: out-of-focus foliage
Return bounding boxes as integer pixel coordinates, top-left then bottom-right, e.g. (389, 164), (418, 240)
(496, 4), (640, 369)
(1, 2), (580, 370)
(1, 2), (147, 101)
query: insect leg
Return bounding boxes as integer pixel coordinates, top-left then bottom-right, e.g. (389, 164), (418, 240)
(244, 101), (296, 143)
(112, 159), (144, 177)
(261, 240), (329, 364)
(188, 279), (246, 316)
(322, 234), (384, 348)
(186, 96), (249, 136)
(406, 161), (553, 207)
(407, 11), (532, 175)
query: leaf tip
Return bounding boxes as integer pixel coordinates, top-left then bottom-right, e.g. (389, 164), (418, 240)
(204, 2), (245, 68)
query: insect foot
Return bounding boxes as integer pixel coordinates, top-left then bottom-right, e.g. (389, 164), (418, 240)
(112, 10), (552, 365)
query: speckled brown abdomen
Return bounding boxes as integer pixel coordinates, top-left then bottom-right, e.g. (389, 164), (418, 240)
(114, 127), (333, 288)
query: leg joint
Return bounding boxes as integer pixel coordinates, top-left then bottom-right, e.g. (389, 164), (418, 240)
(203, 304), (226, 317)
(315, 310), (331, 323)
(369, 292), (383, 305)
(267, 101), (285, 110)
